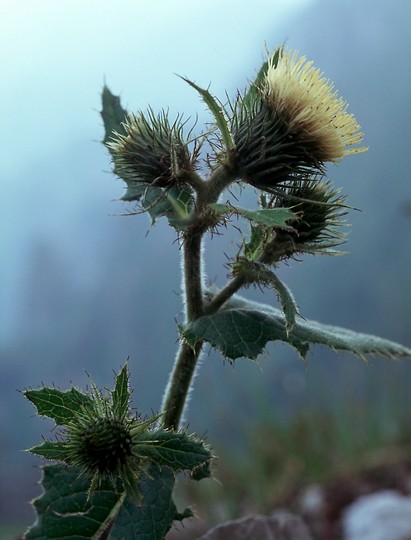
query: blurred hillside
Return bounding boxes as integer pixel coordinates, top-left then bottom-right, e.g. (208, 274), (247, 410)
(2, 0), (411, 531)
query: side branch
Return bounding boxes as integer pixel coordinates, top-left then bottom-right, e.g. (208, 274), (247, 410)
(203, 274), (246, 315)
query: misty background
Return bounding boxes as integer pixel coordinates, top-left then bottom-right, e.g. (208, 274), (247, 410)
(2, 0), (411, 531)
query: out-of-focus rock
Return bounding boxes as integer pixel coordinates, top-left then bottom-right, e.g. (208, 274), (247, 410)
(342, 490), (411, 540)
(198, 511), (313, 539)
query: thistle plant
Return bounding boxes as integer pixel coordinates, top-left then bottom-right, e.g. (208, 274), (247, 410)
(24, 47), (411, 539)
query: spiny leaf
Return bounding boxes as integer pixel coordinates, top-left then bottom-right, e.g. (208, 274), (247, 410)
(123, 184), (194, 230)
(120, 182), (147, 202)
(241, 47), (282, 109)
(233, 261), (299, 334)
(112, 364), (130, 422)
(101, 85), (128, 146)
(262, 269), (299, 335)
(25, 463), (179, 540)
(29, 441), (69, 462)
(183, 293), (411, 362)
(24, 387), (93, 426)
(25, 464), (123, 539)
(191, 460), (212, 481)
(180, 76), (234, 151)
(212, 203), (298, 231)
(110, 463), (177, 539)
(243, 224), (265, 261)
(242, 59), (269, 109)
(134, 430), (212, 474)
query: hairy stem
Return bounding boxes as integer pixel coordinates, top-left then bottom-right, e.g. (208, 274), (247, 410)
(201, 163), (237, 205)
(162, 341), (203, 430)
(203, 274), (246, 315)
(162, 163), (237, 430)
(183, 229), (204, 320)
(162, 224), (204, 429)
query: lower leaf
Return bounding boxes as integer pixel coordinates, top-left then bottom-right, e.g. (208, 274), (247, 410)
(183, 293), (411, 362)
(25, 463), (181, 540)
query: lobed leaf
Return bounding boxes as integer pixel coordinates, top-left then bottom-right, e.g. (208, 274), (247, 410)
(25, 464), (123, 539)
(24, 387), (93, 426)
(242, 59), (269, 109)
(134, 430), (212, 475)
(180, 76), (234, 151)
(264, 271), (299, 335)
(212, 204), (297, 231)
(29, 441), (69, 462)
(101, 85), (128, 146)
(183, 293), (411, 362)
(111, 364), (130, 422)
(25, 463), (183, 540)
(109, 464), (178, 539)
(123, 184), (194, 230)
(232, 260), (299, 334)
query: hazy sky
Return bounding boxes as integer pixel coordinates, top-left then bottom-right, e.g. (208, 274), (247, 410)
(1, 0), (316, 344)
(1, 0), (315, 172)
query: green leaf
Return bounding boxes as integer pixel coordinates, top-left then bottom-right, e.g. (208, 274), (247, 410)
(29, 441), (69, 462)
(134, 430), (212, 474)
(120, 182), (147, 203)
(25, 464), (180, 540)
(183, 293), (411, 362)
(101, 85), (128, 146)
(24, 387), (93, 426)
(25, 464), (123, 539)
(111, 364), (130, 422)
(180, 76), (234, 151)
(212, 204), (297, 231)
(264, 270), (299, 335)
(126, 184), (194, 230)
(109, 464), (177, 539)
(241, 47), (282, 109)
(242, 59), (269, 109)
(232, 260), (299, 335)
(243, 224), (265, 261)
(191, 460), (212, 481)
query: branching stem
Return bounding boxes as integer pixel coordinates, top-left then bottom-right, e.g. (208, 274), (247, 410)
(203, 274), (246, 315)
(162, 163), (236, 430)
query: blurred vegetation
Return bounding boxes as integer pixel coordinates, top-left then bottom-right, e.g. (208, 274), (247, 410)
(174, 394), (411, 533)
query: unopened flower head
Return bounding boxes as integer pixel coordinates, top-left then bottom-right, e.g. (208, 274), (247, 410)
(232, 48), (367, 191)
(259, 178), (348, 264)
(108, 109), (195, 189)
(275, 179), (347, 247)
(26, 365), (213, 502)
(57, 386), (162, 500)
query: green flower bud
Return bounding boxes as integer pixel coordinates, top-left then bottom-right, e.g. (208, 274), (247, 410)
(108, 109), (196, 189)
(66, 417), (133, 474)
(26, 366), (213, 503)
(56, 393), (160, 500)
(260, 179), (347, 263)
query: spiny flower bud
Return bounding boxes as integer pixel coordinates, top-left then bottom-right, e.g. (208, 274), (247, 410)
(276, 179), (346, 245)
(108, 109), (195, 189)
(260, 179), (347, 263)
(232, 48), (367, 191)
(66, 417), (133, 474)
(55, 391), (160, 500)
(26, 365), (213, 502)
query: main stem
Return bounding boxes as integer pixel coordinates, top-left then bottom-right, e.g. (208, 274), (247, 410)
(162, 229), (204, 430)
(162, 164), (236, 430)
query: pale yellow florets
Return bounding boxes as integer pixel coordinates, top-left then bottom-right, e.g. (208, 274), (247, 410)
(264, 49), (367, 162)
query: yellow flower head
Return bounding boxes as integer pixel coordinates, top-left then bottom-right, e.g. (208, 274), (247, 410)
(232, 48), (367, 190)
(264, 49), (367, 162)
